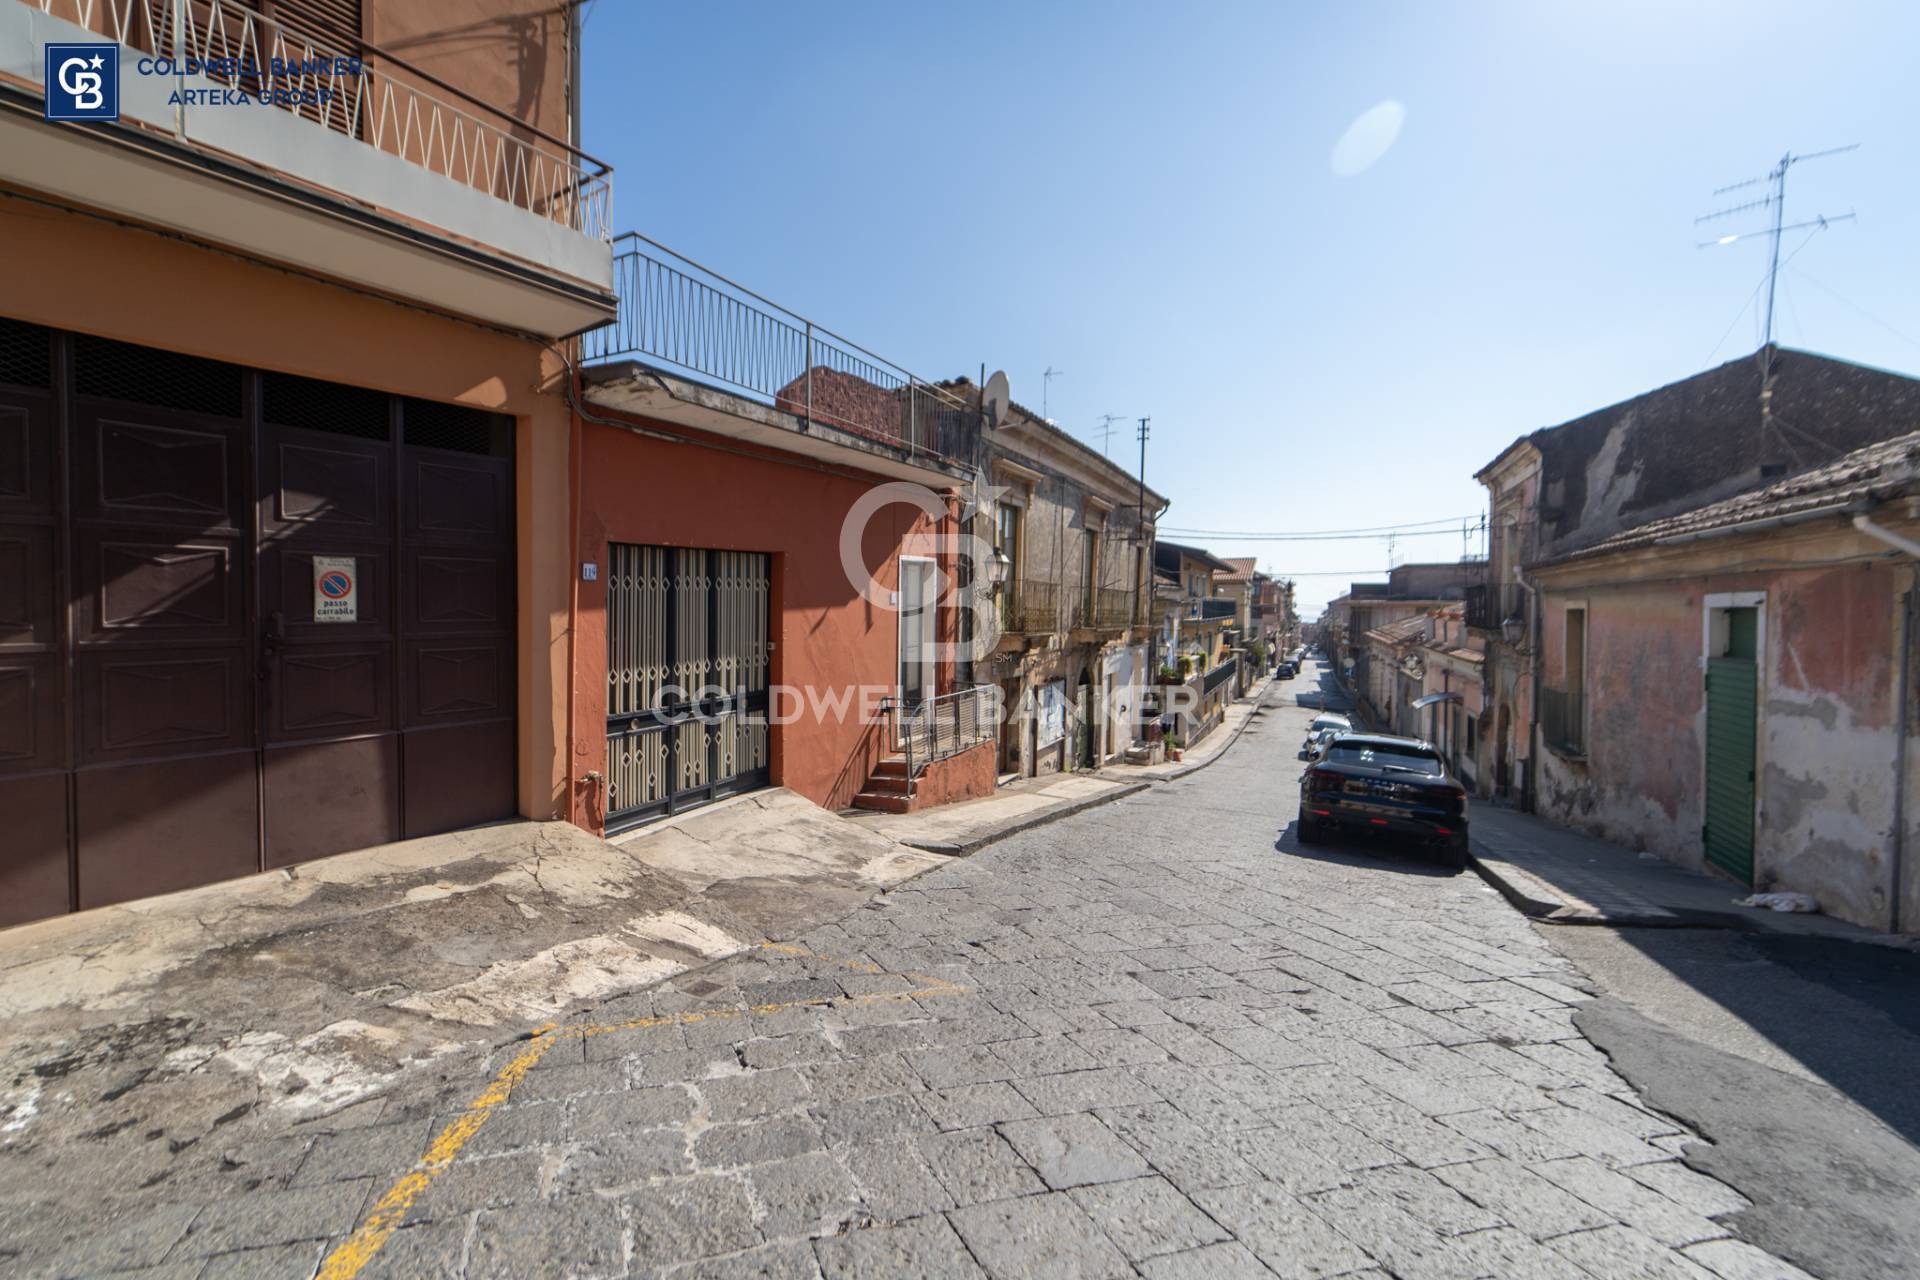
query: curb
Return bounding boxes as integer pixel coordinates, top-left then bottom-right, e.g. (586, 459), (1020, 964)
(895, 781), (1154, 856)
(1467, 846), (1711, 928)
(1466, 846), (1919, 944)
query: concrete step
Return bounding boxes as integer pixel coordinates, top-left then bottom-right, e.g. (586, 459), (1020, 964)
(851, 790), (912, 814)
(863, 774), (911, 796)
(870, 757), (912, 779)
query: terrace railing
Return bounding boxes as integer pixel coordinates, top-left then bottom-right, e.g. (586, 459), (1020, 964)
(17, 0), (612, 236)
(584, 233), (970, 455)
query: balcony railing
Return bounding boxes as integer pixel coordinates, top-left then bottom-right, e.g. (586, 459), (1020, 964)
(584, 233), (970, 455)
(1073, 586), (1136, 630)
(16, 0), (612, 237)
(1003, 579), (1061, 635)
(1466, 579), (1528, 636)
(1541, 686), (1586, 755)
(1187, 597), (1236, 622)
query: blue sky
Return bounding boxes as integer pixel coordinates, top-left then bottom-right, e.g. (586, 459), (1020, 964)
(581, 1), (1920, 614)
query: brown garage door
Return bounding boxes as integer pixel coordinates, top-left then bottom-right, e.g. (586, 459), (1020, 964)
(0, 320), (516, 926)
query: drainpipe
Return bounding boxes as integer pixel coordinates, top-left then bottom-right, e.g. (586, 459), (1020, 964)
(1855, 513), (1918, 932)
(1515, 564), (1541, 813)
(569, 2), (584, 152)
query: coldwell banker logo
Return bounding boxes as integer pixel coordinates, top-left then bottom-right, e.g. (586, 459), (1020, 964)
(44, 43), (119, 121)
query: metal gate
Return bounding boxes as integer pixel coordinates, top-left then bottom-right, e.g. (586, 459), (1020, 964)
(605, 544), (769, 830)
(0, 319), (516, 926)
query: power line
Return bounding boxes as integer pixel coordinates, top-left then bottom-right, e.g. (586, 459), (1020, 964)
(1792, 267), (1920, 352)
(1159, 527), (1471, 543)
(1161, 514), (1477, 537)
(1258, 568), (1427, 577)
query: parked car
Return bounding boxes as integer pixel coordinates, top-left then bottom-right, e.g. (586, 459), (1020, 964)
(1296, 712), (1350, 759)
(1297, 733), (1469, 868)
(1277, 660), (1297, 679)
(1299, 726), (1340, 760)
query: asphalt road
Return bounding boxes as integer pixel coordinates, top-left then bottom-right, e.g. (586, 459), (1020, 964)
(6, 661), (1813, 1279)
(1545, 912), (1920, 1280)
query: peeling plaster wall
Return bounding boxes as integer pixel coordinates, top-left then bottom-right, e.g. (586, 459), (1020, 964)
(1760, 563), (1900, 928)
(1536, 587), (1704, 863)
(1535, 560), (1905, 930)
(1528, 351), (1920, 560)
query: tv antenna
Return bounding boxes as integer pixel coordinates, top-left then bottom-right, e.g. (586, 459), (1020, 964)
(1696, 145), (1858, 351)
(1042, 366), (1065, 421)
(1090, 413), (1127, 456)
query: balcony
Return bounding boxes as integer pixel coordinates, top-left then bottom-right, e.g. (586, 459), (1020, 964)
(581, 235), (974, 476)
(1003, 579), (1061, 636)
(1466, 579), (1529, 639)
(2, 0), (614, 335)
(1541, 686), (1586, 756)
(1073, 586), (1136, 632)
(1187, 597), (1236, 623)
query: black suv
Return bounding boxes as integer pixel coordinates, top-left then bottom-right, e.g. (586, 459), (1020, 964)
(1297, 733), (1470, 868)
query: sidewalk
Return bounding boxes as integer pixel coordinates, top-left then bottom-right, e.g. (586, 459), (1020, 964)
(1468, 803), (1887, 941)
(1102, 670), (1278, 781)
(0, 790), (947, 1204)
(848, 672), (1278, 852)
(846, 772), (1147, 853)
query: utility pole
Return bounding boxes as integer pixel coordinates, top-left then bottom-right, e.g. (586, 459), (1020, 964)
(1136, 416), (1151, 531)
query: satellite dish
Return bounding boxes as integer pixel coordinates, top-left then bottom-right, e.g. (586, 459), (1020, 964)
(983, 371), (1011, 429)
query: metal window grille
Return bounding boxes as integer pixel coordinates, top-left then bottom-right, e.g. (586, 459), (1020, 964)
(263, 370), (389, 440)
(73, 333), (243, 417)
(0, 318), (52, 390)
(402, 398), (511, 457)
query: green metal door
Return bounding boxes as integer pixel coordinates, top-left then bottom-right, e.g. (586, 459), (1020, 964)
(1704, 656), (1757, 883)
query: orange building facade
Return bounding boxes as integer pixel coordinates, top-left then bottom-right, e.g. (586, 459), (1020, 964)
(0, 0), (604, 923)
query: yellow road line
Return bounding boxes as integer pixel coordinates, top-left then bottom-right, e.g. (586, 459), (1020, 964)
(315, 1022), (561, 1280)
(316, 946), (966, 1280)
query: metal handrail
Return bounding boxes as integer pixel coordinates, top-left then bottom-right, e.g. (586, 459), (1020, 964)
(882, 685), (996, 800)
(18, 0), (612, 236)
(584, 234), (969, 453)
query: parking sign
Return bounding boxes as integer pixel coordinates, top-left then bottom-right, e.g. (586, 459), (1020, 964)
(313, 556), (358, 623)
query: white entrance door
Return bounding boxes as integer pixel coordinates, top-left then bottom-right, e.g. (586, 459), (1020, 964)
(899, 557), (937, 709)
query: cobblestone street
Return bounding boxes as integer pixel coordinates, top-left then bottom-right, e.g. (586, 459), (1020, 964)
(6, 675), (1808, 1279)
